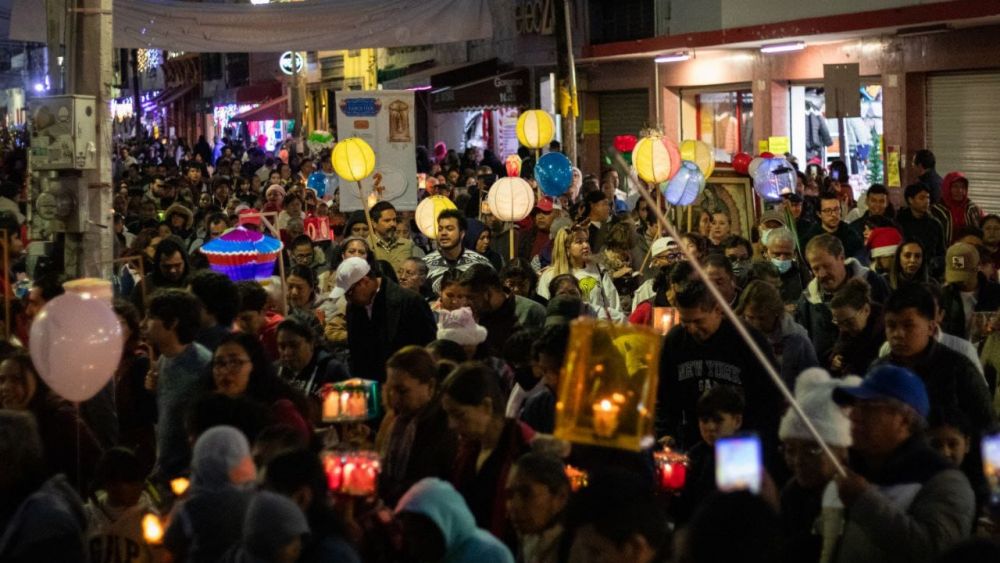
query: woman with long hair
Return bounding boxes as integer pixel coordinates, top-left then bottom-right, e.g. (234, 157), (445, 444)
(536, 226), (620, 318)
(886, 238), (934, 291)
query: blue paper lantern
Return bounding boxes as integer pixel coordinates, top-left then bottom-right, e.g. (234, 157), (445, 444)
(662, 161), (704, 206)
(307, 171), (328, 198)
(535, 152), (573, 197)
(753, 158), (796, 203)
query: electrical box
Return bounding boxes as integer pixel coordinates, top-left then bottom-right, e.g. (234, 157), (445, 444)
(29, 95), (97, 170)
(33, 172), (87, 233)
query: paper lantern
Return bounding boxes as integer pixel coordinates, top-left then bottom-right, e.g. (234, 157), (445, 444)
(535, 151), (573, 197)
(486, 177), (535, 222)
(516, 110), (555, 149)
(633, 135), (681, 184)
(662, 161), (705, 206)
(680, 139), (715, 178)
(613, 135), (638, 153)
(753, 157), (797, 203)
(554, 319), (662, 451)
(652, 307), (682, 335)
(322, 451), (381, 497)
(654, 446), (689, 493)
(732, 152), (753, 175)
(331, 137), (376, 182)
(505, 154), (522, 178)
(415, 195), (458, 240)
(320, 378), (380, 423)
(199, 227), (283, 281)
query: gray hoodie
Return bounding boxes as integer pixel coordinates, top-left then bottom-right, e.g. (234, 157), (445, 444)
(766, 313), (820, 388)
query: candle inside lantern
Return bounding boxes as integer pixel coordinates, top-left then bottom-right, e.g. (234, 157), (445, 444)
(323, 452), (381, 496)
(346, 391), (368, 417)
(142, 513), (164, 544)
(170, 477), (190, 496)
(653, 307), (679, 335)
(654, 447), (689, 492)
(592, 398), (621, 438)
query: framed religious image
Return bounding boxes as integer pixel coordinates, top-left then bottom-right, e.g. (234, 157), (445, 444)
(679, 169), (757, 241)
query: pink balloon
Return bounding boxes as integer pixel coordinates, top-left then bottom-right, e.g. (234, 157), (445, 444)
(29, 293), (123, 402)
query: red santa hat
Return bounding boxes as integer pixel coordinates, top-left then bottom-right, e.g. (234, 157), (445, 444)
(867, 227), (903, 258)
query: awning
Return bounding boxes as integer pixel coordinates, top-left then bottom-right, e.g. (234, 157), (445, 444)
(382, 59), (499, 91)
(431, 68), (530, 112)
(144, 84), (194, 109)
(231, 96), (290, 122)
(236, 82), (283, 105)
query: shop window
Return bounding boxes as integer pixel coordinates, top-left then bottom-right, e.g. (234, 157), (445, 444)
(789, 85), (883, 197)
(681, 89), (753, 164)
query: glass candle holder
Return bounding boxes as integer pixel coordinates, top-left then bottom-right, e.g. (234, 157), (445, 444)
(321, 378), (380, 423)
(322, 450), (381, 497)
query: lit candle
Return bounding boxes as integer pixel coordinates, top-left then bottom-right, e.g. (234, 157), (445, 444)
(142, 513), (164, 544)
(653, 306), (678, 335)
(346, 391), (368, 418)
(592, 398), (621, 438)
(322, 390), (341, 421)
(170, 477), (190, 496)
(654, 447), (689, 492)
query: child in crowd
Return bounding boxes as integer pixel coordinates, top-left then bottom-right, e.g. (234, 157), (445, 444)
(84, 448), (160, 563)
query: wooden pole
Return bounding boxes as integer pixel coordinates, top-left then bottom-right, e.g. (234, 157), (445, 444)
(509, 227), (515, 260)
(357, 180), (376, 247)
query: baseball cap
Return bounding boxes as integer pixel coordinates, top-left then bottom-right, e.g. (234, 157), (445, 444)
(832, 364), (930, 418)
(759, 209), (787, 229)
(945, 242), (979, 284)
(331, 257), (371, 299)
(782, 192), (804, 203)
(650, 237), (678, 258)
(535, 197), (554, 213)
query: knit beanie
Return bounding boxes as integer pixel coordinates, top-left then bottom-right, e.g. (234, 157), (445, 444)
(866, 227), (902, 258)
(779, 368), (860, 447)
(436, 307), (488, 346)
(244, 491), (310, 559)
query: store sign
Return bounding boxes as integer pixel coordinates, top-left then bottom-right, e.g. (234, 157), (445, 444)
(279, 51), (305, 75)
(431, 69), (530, 112)
(515, 0), (555, 35)
(339, 98), (382, 117)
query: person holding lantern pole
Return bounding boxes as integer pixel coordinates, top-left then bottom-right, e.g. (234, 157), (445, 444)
(423, 209), (494, 295)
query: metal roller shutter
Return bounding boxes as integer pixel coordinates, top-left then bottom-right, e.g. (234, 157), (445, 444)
(927, 72), (1000, 214)
(598, 90), (650, 154)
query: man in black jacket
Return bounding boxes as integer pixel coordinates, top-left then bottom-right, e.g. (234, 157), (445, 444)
(938, 242), (1000, 339)
(334, 256), (436, 382)
(896, 183), (946, 275)
(657, 279), (782, 454)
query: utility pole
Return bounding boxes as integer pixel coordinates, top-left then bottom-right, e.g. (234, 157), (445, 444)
(64, 0), (114, 278)
(131, 48), (142, 140)
(554, 0), (578, 165)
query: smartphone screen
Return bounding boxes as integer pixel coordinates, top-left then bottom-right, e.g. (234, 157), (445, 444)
(983, 433), (1000, 506)
(715, 434), (762, 494)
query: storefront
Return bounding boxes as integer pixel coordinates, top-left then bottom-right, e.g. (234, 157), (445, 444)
(231, 96), (295, 152)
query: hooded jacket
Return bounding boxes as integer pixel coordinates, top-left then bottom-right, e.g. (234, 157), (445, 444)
(0, 475), (87, 562)
(395, 478), (514, 563)
(795, 258), (890, 362)
(931, 171), (982, 243)
(765, 313), (820, 387)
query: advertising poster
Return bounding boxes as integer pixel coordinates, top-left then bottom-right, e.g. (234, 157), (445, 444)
(335, 90), (417, 211)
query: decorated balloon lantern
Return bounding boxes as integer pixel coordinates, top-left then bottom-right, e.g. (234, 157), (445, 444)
(331, 137), (376, 182)
(320, 379), (380, 423)
(633, 135), (681, 184)
(62, 278), (114, 304)
(680, 139), (715, 178)
(732, 152), (753, 175)
(505, 154), (523, 178)
(747, 156), (766, 179)
(415, 195), (458, 240)
(662, 161), (705, 206)
(322, 451), (381, 497)
(516, 110), (555, 149)
(487, 177), (535, 222)
(554, 319), (662, 451)
(535, 152), (573, 197)
(199, 227), (283, 281)
(307, 171), (328, 197)
(29, 292), (124, 403)
(753, 157), (797, 203)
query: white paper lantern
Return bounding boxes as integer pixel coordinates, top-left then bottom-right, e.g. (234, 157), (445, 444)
(415, 195), (457, 240)
(486, 177), (535, 222)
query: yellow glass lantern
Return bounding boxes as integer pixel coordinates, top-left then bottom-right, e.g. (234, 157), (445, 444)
(652, 306), (682, 335)
(516, 110), (555, 149)
(554, 318), (662, 451)
(415, 195), (457, 240)
(486, 177), (535, 222)
(331, 137), (376, 182)
(680, 139), (715, 178)
(633, 135), (680, 184)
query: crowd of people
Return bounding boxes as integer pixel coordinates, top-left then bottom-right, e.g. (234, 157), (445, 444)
(2, 134), (1000, 563)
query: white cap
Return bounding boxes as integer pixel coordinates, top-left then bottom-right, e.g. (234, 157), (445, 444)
(650, 237), (678, 258)
(779, 368), (860, 448)
(331, 256), (371, 299)
(436, 307), (487, 346)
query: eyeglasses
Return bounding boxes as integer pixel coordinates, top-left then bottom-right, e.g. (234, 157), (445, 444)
(820, 208), (840, 215)
(831, 309), (864, 326)
(212, 358), (251, 370)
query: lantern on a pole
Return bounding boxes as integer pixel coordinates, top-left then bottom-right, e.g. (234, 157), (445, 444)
(679, 139), (715, 179)
(516, 110), (555, 150)
(486, 177), (535, 259)
(332, 137), (378, 239)
(633, 135), (681, 184)
(415, 195), (458, 240)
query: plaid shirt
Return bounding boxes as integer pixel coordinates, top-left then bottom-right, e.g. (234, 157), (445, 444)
(423, 248), (494, 294)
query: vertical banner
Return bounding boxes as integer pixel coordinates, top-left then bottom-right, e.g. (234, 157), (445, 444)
(886, 145), (901, 188)
(335, 90), (417, 211)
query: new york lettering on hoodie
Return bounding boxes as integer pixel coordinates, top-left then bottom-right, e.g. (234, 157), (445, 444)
(657, 318), (783, 452)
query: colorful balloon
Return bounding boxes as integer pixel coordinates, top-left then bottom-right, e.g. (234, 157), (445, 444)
(633, 135), (681, 184)
(307, 171), (327, 197)
(29, 293), (123, 402)
(680, 140), (715, 179)
(613, 135), (638, 153)
(331, 137), (376, 182)
(732, 152), (753, 175)
(535, 152), (573, 196)
(753, 158), (797, 203)
(662, 161), (705, 206)
(760, 151), (775, 159)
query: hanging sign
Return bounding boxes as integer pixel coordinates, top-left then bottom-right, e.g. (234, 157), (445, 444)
(279, 51), (305, 75)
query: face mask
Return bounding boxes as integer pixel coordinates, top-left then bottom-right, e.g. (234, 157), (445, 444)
(771, 257), (793, 274)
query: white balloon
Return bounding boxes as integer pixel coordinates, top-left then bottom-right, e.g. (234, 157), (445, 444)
(29, 293), (123, 402)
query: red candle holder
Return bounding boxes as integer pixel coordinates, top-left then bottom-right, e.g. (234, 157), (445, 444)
(564, 464), (589, 492)
(322, 450), (381, 497)
(654, 447), (689, 493)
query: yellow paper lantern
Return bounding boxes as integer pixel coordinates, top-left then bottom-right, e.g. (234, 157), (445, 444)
(680, 139), (715, 178)
(633, 135), (680, 184)
(486, 177), (535, 222)
(554, 318), (662, 451)
(331, 137), (376, 182)
(516, 110), (555, 149)
(415, 195), (457, 240)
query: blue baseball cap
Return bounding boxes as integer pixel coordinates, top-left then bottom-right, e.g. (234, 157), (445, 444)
(832, 364), (930, 418)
